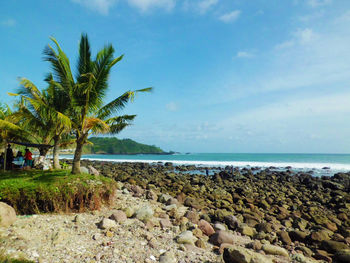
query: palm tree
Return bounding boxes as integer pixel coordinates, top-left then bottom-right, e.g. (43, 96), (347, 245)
(0, 103), (36, 171)
(44, 34), (152, 174)
(10, 77), (72, 169)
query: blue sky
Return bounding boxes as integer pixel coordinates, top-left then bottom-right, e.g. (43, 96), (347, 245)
(1, 0), (350, 153)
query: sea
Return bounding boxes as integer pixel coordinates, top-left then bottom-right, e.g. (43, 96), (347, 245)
(61, 153), (350, 177)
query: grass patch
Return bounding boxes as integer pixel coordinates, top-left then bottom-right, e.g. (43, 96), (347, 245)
(0, 250), (34, 263)
(0, 170), (116, 214)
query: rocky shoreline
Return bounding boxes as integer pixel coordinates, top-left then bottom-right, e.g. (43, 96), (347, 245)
(1, 160), (350, 263)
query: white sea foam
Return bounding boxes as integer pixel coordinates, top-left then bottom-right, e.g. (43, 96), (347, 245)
(76, 157), (350, 171)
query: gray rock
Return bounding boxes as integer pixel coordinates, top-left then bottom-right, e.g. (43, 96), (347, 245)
(209, 230), (235, 246)
(158, 194), (173, 204)
(262, 244), (289, 258)
(0, 202), (16, 227)
(99, 218), (117, 230)
(223, 246), (273, 263)
(135, 206), (154, 222)
(213, 223), (226, 231)
(88, 165), (99, 176)
(176, 231), (198, 245)
(159, 251), (177, 263)
(110, 210), (127, 224)
(80, 166), (89, 174)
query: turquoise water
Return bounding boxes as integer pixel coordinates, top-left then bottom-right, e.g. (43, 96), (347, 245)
(62, 153), (350, 171)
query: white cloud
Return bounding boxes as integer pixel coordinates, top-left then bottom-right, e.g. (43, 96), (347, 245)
(294, 28), (318, 44)
(1, 19), (16, 27)
(198, 0), (218, 14)
(236, 51), (254, 58)
(166, 102), (178, 111)
(127, 0), (176, 12)
(275, 28), (317, 49)
(307, 0), (332, 8)
(219, 10), (241, 23)
(71, 0), (117, 15)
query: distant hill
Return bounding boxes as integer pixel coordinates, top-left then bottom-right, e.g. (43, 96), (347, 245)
(83, 137), (169, 155)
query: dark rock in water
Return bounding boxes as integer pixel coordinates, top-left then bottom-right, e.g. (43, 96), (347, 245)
(322, 167), (331, 170)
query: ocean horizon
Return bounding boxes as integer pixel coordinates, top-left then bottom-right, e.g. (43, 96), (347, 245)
(61, 153), (350, 174)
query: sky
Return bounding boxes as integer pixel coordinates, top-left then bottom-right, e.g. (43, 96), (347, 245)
(1, 0), (350, 153)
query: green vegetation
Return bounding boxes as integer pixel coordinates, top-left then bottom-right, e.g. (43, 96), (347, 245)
(42, 34), (152, 174)
(84, 137), (164, 154)
(0, 251), (34, 263)
(0, 33), (152, 174)
(0, 169), (116, 214)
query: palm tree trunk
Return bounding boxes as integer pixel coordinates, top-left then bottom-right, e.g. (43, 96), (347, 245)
(53, 136), (61, 169)
(72, 136), (85, 174)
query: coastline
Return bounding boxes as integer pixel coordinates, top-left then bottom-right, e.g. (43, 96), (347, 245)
(59, 153), (350, 174)
(1, 159), (350, 262)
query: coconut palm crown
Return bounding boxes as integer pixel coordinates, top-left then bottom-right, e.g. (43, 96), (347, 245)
(44, 34), (152, 174)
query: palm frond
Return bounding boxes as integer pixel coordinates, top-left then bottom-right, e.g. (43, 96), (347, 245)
(84, 117), (109, 134)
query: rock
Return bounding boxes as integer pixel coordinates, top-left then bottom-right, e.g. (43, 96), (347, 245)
(146, 190), (158, 201)
(209, 230), (235, 246)
(124, 207), (134, 218)
(321, 240), (349, 253)
(184, 210), (199, 224)
(195, 239), (206, 248)
(0, 202), (16, 227)
(213, 223), (226, 231)
(110, 210), (127, 224)
(135, 206), (154, 222)
(176, 231), (198, 245)
(158, 194), (173, 204)
(198, 219), (215, 236)
(246, 240), (262, 251)
(160, 218), (172, 229)
(310, 230), (331, 242)
(289, 230), (308, 242)
(291, 253), (319, 263)
(225, 215), (240, 230)
(334, 249), (350, 263)
(159, 251), (177, 263)
(277, 231), (292, 245)
(238, 224), (255, 237)
(256, 222), (272, 233)
(99, 218), (117, 230)
(80, 166), (89, 174)
(262, 244), (289, 258)
(183, 197), (200, 209)
(223, 246), (273, 263)
(129, 185), (144, 197)
(88, 165), (99, 176)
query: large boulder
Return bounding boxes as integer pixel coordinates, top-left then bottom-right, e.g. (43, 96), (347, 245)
(0, 202), (16, 227)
